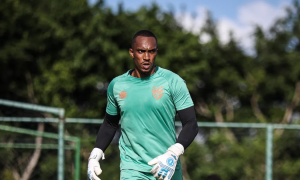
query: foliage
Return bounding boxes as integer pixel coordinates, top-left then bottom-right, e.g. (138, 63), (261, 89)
(0, 0), (300, 179)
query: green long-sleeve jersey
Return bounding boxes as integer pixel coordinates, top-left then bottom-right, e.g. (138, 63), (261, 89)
(106, 66), (194, 172)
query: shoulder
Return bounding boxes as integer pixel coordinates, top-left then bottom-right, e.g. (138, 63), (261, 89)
(107, 72), (129, 90)
(156, 67), (184, 82)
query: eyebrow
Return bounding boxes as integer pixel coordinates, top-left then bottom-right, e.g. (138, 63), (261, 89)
(136, 48), (157, 51)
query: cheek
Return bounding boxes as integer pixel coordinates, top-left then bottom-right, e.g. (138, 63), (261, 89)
(133, 57), (142, 65)
(150, 54), (157, 62)
(134, 54), (143, 61)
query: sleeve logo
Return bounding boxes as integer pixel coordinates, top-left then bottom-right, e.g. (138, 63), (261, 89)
(119, 91), (127, 99)
(152, 86), (163, 99)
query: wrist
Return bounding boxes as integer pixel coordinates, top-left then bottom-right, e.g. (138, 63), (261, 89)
(167, 143), (184, 157)
(89, 148), (105, 161)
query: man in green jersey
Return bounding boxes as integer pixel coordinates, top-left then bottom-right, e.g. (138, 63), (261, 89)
(88, 30), (198, 180)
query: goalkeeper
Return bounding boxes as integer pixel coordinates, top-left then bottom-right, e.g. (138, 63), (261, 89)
(88, 30), (198, 180)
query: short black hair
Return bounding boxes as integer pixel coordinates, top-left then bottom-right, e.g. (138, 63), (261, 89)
(131, 30), (157, 48)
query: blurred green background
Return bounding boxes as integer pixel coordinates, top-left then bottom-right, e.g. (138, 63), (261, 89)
(0, 0), (300, 179)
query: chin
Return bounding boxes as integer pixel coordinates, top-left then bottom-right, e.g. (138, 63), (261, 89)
(140, 70), (151, 75)
(141, 67), (153, 74)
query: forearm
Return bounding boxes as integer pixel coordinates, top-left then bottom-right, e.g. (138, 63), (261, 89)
(176, 106), (198, 149)
(148, 107), (197, 179)
(94, 113), (120, 151)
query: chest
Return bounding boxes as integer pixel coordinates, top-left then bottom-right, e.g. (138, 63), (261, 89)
(114, 81), (173, 112)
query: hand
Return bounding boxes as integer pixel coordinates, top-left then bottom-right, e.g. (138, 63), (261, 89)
(87, 148), (105, 180)
(148, 143), (184, 180)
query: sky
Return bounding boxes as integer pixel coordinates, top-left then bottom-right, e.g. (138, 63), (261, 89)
(90, 0), (294, 53)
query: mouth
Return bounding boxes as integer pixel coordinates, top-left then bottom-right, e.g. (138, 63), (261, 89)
(142, 63), (151, 70)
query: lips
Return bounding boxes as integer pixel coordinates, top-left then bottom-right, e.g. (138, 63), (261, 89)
(142, 63), (151, 70)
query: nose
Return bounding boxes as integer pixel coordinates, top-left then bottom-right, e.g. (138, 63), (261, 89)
(144, 52), (150, 60)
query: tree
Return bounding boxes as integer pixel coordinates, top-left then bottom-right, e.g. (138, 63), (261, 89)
(1, 0), (300, 179)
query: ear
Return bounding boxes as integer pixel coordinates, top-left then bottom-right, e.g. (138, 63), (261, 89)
(129, 48), (134, 58)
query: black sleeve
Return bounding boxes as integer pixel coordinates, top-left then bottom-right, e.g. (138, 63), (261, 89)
(176, 106), (198, 149)
(94, 113), (120, 152)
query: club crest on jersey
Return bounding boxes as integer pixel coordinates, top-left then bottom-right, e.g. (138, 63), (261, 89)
(119, 91), (127, 99)
(152, 86), (163, 100)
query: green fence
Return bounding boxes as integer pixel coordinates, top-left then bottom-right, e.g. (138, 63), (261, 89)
(0, 124), (80, 180)
(0, 99), (67, 180)
(173, 122), (300, 180)
(1, 98), (300, 180)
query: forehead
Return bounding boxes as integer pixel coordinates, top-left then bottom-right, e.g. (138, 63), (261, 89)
(133, 36), (157, 49)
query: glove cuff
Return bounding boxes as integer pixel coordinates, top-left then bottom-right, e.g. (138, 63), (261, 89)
(89, 148), (105, 161)
(167, 143), (184, 157)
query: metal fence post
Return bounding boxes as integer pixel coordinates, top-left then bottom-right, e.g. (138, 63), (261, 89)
(75, 138), (81, 180)
(58, 109), (65, 180)
(266, 125), (273, 180)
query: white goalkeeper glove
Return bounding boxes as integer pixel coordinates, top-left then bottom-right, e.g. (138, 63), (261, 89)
(87, 148), (105, 180)
(148, 143), (184, 180)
